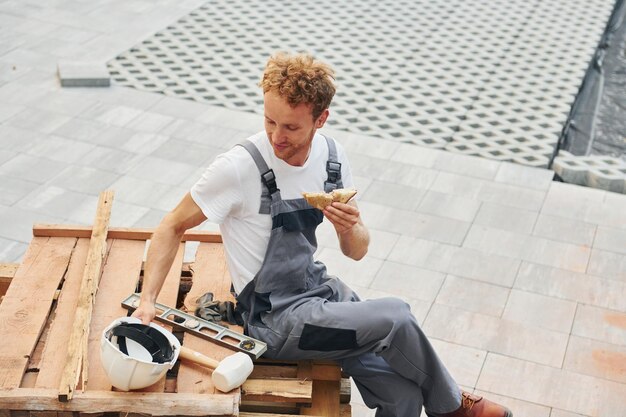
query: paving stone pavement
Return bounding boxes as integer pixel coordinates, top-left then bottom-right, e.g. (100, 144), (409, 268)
(1, 1), (626, 416)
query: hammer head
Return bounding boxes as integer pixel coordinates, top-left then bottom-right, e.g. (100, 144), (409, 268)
(212, 352), (254, 392)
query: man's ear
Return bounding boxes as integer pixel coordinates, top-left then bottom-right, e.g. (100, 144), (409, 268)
(315, 109), (329, 128)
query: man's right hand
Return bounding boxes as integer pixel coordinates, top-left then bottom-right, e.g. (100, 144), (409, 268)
(131, 301), (157, 325)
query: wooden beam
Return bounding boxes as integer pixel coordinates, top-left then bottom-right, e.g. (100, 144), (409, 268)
(33, 225), (222, 243)
(0, 237), (77, 389)
(0, 263), (18, 280)
(58, 191), (114, 402)
(241, 379), (312, 403)
(0, 263), (18, 298)
(178, 242), (235, 394)
(0, 389), (238, 416)
(84, 239), (145, 391)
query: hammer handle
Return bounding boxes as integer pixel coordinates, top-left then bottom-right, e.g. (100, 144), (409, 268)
(179, 346), (220, 370)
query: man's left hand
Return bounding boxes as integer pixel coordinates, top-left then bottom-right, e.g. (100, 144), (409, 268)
(323, 201), (360, 235)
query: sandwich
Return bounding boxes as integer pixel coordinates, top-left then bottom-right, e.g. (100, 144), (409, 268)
(302, 188), (357, 210)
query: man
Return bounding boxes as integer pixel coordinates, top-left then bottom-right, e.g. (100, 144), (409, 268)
(132, 52), (512, 417)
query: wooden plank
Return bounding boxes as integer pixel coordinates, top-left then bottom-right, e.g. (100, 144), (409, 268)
(33, 225), (222, 243)
(297, 360), (341, 417)
(35, 239), (90, 389)
(0, 237), (77, 389)
(58, 190), (114, 402)
(0, 389), (238, 416)
(249, 364), (298, 379)
(84, 239), (146, 391)
(340, 404), (352, 417)
(178, 242), (238, 395)
(240, 413), (323, 417)
(141, 242), (184, 393)
(240, 379), (312, 403)
(240, 401), (299, 415)
(340, 378), (351, 404)
(0, 263), (18, 296)
(300, 380), (341, 417)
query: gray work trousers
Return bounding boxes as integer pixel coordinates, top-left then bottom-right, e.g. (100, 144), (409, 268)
(252, 296), (461, 416)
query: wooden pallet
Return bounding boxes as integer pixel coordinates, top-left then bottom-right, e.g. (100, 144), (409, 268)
(0, 192), (351, 417)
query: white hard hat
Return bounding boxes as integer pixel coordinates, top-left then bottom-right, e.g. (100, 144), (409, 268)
(100, 316), (180, 391)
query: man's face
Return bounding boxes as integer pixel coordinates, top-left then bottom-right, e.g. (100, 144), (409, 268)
(263, 90), (328, 166)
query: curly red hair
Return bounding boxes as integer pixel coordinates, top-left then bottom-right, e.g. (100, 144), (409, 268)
(259, 52), (336, 120)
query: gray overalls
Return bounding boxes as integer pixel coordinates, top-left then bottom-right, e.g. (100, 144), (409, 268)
(236, 138), (461, 417)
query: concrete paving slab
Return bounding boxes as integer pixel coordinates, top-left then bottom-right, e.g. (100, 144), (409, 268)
(429, 339), (486, 389)
(316, 247), (384, 289)
(0, 149), (16, 165)
(424, 303), (569, 367)
(472, 390), (551, 417)
(416, 190), (482, 223)
(473, 202), (538, 234)
(51, 116), (109, 142)
(593, 226), (626, 255)
(433, 151), (501, 180)
(371, 261), (445, 303)
(132, 208), (169, 228)
(494, 161), (555, 191)
(360, 180), (426, 212)
(563, 335), (626, 384)
(477, 353), (626, 416)
(361, 201), (471, 245)
(150, 138), (223, 167)
(0, 236), (28, 263)
(124, 110), (175, 133)
(446, 247), (521, 288)
(464, 226), (591, 273)
(587, 248), (626, 283)
(25, 135), (95, 163)
(0, 153), (66, 183)
(15, 185), (94, 219)
(75, 145), (145, 175)
(0, 175), (40, 206)
(0, 204), (66, 242)
(515, 262), (626, 313)
(48, 165), (119, 195)
(125, 155), (197, 186)
(0, 125), (42, 152)
(0, 103), (25, 123)
(79, 101), (143, 126)
(316, 219), (400, 261)
(387, 236), (458, 273)
(350, 152), (440, 189)
(532, 214), (597, 247)
(108, 175), (177, 208)
(5, 106), (72, 134)
(572, 304), (626, 346)
(502, 289), (577, 334)
(436, 275), (510, 317)
(33, 90), (99, 117)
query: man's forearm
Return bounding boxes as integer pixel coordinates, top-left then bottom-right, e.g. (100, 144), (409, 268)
(338, 223), (369, 260)
(140, 216), (186, 304)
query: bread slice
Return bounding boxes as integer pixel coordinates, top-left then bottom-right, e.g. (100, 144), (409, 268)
(331, 188), (357, 204)
(302, 188), (357, 209)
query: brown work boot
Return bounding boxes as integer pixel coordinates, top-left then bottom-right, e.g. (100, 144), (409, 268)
(432, 391), (513, 417)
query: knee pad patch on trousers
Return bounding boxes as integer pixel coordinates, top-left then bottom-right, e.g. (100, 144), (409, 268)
(298, 323), (358, 351)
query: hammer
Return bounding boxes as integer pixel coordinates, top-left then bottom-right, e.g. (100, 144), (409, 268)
(179, 346), (254, 392)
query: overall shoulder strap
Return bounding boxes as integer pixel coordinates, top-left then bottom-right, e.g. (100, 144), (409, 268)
(238, 140), (279, 215)
(323, 135), (344, 192)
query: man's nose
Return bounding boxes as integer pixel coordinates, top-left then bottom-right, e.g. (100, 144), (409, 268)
(273, 126), (287, 142)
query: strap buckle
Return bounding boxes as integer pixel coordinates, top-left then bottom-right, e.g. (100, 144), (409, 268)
(261, 169), (279, 194)
(326, 161), (342, 183)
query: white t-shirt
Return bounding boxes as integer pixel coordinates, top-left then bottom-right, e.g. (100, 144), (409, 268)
(190, 131), (354, 294)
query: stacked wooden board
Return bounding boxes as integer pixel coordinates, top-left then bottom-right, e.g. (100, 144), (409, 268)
(0, 192), (351, 417)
